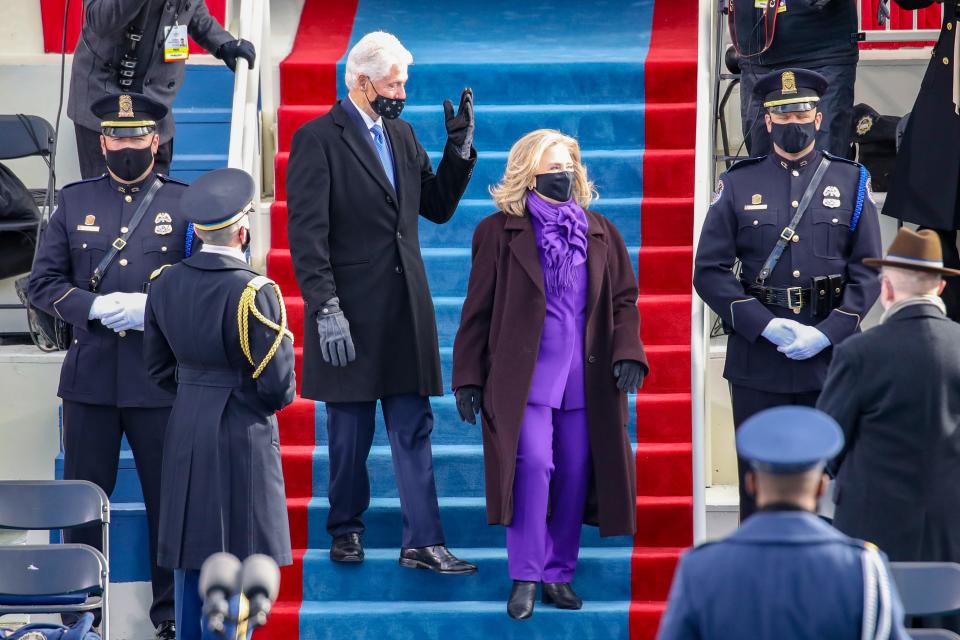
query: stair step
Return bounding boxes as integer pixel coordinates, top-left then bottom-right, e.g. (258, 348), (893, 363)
(629, 601), (670, 640)
(639, 346), (690, 394)
(292, 600), (631, 639)
(641, 197), (694, 247)
(638, 246), (693, 295)
(277, 397), (317, 447)
(631, 548), (683, 603)
(638, 295), (690, 346)
(301, 547), (631, 602)
(305, 497), (634, 550)
(635, 444), (693, 497)
(634, 496), (692, 548)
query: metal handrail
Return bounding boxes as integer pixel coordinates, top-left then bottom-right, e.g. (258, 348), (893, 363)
(227, 0), (273, 268)
(691, 0), (721, 545)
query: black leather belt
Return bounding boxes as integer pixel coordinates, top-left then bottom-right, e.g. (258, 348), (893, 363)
(176, 365), (243, 388)
(746, 275), (846, 317)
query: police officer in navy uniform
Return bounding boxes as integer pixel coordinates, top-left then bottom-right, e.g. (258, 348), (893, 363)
(693, 69), (882, 520)
(27, 93), (189, 640)
(143, 168), (295, 640)
(657, 406), (910, 640)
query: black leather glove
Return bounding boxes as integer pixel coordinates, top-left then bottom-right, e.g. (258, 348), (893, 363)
(444, 88), (474, 160)
(217, 39), (256, 72)
(455, 385), (482, 425)
(613, 360), (645, 393)
(317, 297), (356, 367)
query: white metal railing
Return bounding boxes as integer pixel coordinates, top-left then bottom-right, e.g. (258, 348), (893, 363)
(691, 0), (720, 546)
(858, 1), (942, 42)
(227, 0), (274, 269)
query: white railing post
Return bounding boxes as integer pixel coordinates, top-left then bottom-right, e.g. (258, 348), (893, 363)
(259, 0), (276, 197)
(691, 0), (720, 545)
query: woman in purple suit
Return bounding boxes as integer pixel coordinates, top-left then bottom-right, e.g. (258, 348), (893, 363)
(452, 129), (647, 620)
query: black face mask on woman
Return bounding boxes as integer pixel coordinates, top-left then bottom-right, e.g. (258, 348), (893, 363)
(366, 85), (405, 120)
(105, 146), (154, 182)
(534, 171), (575, 203)
(770, 121), (817, 154)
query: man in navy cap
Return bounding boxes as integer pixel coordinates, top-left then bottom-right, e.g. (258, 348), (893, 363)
(658, 406), (910, 640)
(144, 168), (295, 640)
(694, 68), (883, 520)
(28, 91), (191, 639)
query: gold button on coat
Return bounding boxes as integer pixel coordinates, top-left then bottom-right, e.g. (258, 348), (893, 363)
(792, 235), (800, 243)
(81, 243), (87, 249)
(118, 331), (126, 337)
(161, 246), (167, 252)
(753, 220), (759, 226)
(121, 226), (128, 233)
(124, 195), (133, 203)
(832, 218), (839, 224)
(793, 270), (801, 278)
(944, 57), (951, 65)
(792, 170), (799, 177)
(119, 258), (128, 266)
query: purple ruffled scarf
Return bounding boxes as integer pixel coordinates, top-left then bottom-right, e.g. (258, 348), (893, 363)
(526, 190), (588, 295)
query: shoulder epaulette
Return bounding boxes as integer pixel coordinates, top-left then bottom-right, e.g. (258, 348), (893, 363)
(156, 174), (189, 187)
(822, 151), (864, 169)
(149, 264), (173, 281)
(725, 155), (767, 173)
(60, 175), (108, 191)
(247, 275), (276, 292)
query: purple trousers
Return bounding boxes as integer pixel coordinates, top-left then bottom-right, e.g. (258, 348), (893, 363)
(506, 404), (591, 583)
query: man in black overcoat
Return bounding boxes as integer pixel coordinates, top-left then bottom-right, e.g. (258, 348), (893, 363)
(884, 0), (960, 319)
(285, 31), (477, 572)
(818, 227), (960, 631)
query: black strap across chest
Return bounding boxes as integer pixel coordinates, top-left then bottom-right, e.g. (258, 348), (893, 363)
(756, 157), (832, 283)
(89, 177), (163, 292)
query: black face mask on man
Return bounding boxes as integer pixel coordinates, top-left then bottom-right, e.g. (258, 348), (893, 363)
(365, 83), (405, 120)
(104, 146), (155, 182)
(770, 121), (817, 154)
(534, 171), (575, 203)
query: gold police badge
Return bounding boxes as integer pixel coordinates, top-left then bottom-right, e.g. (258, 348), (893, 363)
(84, 214), (96, 226)
(856, 115), (873, 136)
(118, 94), (134, 119)
(781, 71), (797, 95)
(155, 212), (172, 224)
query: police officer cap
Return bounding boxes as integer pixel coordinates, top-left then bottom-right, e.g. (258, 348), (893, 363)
(182, 168), (256, 232)
(90, 92), (168, 138)
(754, 68), (829, 114)
(736, 406), (844, 474)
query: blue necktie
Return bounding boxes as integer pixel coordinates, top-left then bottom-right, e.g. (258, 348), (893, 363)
(370, 124), (396, 189)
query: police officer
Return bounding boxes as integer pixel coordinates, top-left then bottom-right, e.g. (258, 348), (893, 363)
(657, 406), (910, 640)
(143, 168), (295, 640)
(69, 0), (255, 179)
(693, 69), (882, 520)
(27, 93), (190, 640)
(730, 0), (860, 157)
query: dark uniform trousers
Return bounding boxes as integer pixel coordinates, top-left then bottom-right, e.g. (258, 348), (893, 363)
(62, 402), (174, 626)
(740, 62), (856, 158)
(729, 385), (820, 520)
(74, 124), (173, 181)
(325, 394), (445, 549)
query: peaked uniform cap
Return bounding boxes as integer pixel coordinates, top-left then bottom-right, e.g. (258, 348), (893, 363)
(755, 68), (829, 114)
(736, 406), (844, 474)
(181, 168), (256, 231)
(91, 92), (168, 138)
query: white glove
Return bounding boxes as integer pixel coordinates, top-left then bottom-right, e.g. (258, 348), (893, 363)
(100, 292), (148, 332)
(761, 318), (799, 348)
(88, 293), (123, 320)
(778, 323), (831, 360)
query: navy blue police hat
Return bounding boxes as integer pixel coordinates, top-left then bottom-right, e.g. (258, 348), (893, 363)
(181, 168), (256, 231)
(90, 92), (168, 138)
(736, 406), (844, 474)
(754, 68), (829, 114)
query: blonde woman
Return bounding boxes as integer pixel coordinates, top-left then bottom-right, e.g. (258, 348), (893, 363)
(452, 129), (647, 619)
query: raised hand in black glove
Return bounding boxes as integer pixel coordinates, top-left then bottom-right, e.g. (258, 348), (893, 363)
(317, 297), (356, 367)
(443, 88), (474, 160)
(613, 360), (646, 393)
(217, 39), (256, 72)
(455, 385), (482, 425)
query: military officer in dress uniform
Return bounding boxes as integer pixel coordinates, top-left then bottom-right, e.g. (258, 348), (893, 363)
(657, 406), (910, 640)
(143, 168), (295, 640)
(27, 93), (189, 640)
(693, 68), (883, 521)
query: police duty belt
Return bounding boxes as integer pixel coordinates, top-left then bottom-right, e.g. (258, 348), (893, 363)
(89, 177), (162, 292)
(756, 157), (832, 283)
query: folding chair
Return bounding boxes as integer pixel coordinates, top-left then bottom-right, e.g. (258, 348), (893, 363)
(0, 480), (110, 640)
(908, 631), (960, 640)
(891, 562), (960, 618)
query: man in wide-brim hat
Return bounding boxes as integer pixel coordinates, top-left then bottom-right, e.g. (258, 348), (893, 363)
(818, 227), (960, 632)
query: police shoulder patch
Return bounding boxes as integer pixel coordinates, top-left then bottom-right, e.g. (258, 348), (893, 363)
(710, 178), (724, 206)
(149, 264), (173, 281)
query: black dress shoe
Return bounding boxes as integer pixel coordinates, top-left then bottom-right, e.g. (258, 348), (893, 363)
(508, 580), (537, 620)
(155, 621), (176, 640)
(330, 532), (364, 563)
(398, 545), (477, 575)
(542, 582), (582, 610)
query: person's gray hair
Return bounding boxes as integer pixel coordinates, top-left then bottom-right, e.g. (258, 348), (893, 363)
(195, 219), (244, 246)
(344, 31), (413, 90)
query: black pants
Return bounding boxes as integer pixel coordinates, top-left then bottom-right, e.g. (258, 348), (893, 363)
(739, 62), (856, 158)
(61, 401), (174, 627)
(729, 385), (820, 521)
(918, 228), (960, 321)
(325, 394), (445, 549)
(74, 124), (173, 180)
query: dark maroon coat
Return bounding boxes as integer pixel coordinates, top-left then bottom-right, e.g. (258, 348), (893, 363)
(452, 210), (647, 537)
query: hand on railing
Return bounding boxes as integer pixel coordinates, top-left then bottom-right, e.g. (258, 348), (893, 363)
(218, 38), (257, 72)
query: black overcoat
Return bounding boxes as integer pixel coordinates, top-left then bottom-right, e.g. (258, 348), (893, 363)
(818, 304), (960, 563)
(452, 211), (646, 537)
(286, 100), (476, 402)
(884, 0), (960, 229)
(144, 251), (296, 570)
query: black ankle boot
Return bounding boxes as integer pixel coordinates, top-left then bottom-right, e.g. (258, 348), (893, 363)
(542, 582), (582, 610)
(507, 580), (537, 620)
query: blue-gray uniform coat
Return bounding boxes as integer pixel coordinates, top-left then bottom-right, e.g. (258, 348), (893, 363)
(693, 150), (882, 394)
(143, 250), (295, 570)
(27, 172), (189, 406)
(657, 511), (911, 640)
